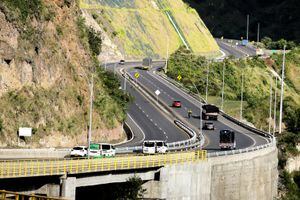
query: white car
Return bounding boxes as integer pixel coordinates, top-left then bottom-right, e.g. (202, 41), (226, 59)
(70, 146), (87, 157)
(142, 140), (168, 154)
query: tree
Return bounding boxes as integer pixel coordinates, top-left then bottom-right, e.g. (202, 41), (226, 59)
(113, 175), (147, 200)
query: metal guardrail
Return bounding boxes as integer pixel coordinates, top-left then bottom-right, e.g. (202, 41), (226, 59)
(0, 190), (63, 200)
(0, 151), (206, 179)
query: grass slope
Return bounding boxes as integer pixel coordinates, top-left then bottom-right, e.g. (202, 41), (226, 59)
(82, 0), (219, 58)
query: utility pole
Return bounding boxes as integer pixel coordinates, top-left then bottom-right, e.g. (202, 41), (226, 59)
(87, 74), (94, 159)
(165, 35), (169, 74)
(273, 76), (278, 134)
(205, 64), (209, 102)
(123, 72), (127, 92)
(268, 76), (273, 134)
(221, 63), (225, 110)
(279, 45), (286, 134)
(246, 14), (250, 41)
(257, 23), (260, 42)
(240, 73), (244, 120)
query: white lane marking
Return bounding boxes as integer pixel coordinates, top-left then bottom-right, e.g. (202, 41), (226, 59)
(127, 114), (145, 145)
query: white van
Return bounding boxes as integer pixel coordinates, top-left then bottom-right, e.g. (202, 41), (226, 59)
(89, 143), (116, 158)
(142, 140), (168, 154)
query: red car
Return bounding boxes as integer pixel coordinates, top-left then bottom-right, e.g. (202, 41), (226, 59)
(172, 101), (182, 108)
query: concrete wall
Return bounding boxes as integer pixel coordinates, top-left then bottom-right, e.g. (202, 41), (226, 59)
(144, 146), (278, 200)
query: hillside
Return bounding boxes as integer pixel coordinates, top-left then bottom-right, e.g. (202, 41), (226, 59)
(184, 0), (300, 42)
(0, 0), (129, 147)
(80, 0), (219, 60)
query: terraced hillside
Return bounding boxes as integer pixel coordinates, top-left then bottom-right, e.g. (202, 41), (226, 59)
(80, 0), (219, 59)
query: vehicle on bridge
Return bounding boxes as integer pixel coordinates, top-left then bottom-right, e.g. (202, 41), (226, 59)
(219, 130), (236, 150)
(89, 143), (116, 158)
(142, 140), (168, 154)
(202, 104), (219, 120)
(70, 146), (87, 157)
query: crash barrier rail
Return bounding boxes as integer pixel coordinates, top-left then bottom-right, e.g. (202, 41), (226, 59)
(0, 151), (206, 179)
(115, 119), (200, 153)
(0, 190), (63, 200)
(207, 139), (276, 157)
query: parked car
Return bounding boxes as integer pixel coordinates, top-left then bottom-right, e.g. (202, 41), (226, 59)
(70, 146), (87, 157)
(203, 122), (215, 130)
(172, 100), (182, 108)
(119, 59), (125, 65)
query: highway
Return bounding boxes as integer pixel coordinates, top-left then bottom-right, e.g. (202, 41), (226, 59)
(111, 62), (189, 148)
(124, 65), (269, 151)
(216, 38), (257, 58)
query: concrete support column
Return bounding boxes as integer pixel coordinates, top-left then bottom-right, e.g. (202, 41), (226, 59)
(60, 176), (76, 200)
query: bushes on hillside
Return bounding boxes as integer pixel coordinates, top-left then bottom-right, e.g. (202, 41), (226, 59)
(261, 37), (297, 50)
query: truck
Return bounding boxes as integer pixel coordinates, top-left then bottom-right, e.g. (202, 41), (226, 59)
(241, 39), (249, 46)
(202, 104), (219, 120)
(219, 130), (236, 150)
(142, 57), (152, 68)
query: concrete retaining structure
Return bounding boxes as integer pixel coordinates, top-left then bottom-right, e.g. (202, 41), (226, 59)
(144, 146), (278, 200)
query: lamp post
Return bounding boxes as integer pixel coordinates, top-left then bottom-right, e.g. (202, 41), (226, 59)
(205, 64), (209, 102)
(279, 45), (286, 134)
(192, 82), (203, 134)
(87, 74), (94, 159)
(268, 76), (273, 134)
(221, 62), (225, 110)
(240, 73), (244, 120)
(165, 34), (169, 74)
(273, 76), (278, 134)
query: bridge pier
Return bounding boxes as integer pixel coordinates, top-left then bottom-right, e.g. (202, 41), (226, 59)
(60, 175), (76, 200)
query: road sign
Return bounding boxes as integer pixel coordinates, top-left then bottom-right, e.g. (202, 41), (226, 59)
(134, 72), (140, 79)
(155, 90), (161, 96)
(177, 75), (182, 81)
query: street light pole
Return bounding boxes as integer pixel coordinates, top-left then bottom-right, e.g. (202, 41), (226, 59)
(279, 45), (286, 134)
(205, 64), (209, 102)
(87, 74), (94, 159)
(257, 23), (260, 43)
(273, 76), (278, 134)
(240, 73), (244, 120)
(165, 35), (169, 74)
(246, 14), (250, 41)
(192, 82), (202, 134)
(221, 63), (225, 110)
(268, 76), (273, 134)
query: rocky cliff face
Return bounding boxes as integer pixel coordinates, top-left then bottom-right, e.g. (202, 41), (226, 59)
(0, 0), (126, 147)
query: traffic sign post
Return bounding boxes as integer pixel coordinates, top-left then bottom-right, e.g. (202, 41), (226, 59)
(177, 75), (182, 81)
(155, 90), (161, 104)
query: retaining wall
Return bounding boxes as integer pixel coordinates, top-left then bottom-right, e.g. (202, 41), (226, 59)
(144, 146), (278, 200)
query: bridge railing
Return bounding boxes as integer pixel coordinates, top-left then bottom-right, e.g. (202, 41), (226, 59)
(0, 190), (63, 200)
(0, 150), (206, 179)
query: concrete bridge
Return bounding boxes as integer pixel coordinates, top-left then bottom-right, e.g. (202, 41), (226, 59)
(0, 145), (277, 200)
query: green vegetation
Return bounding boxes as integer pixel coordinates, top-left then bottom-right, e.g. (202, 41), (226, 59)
(261, 37), (297, 50)
(84, 0), (219, 58)
(280, 170), (300, 200)
(113, 176), (147, 199)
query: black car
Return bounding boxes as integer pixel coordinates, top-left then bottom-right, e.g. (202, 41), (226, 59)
(119, 59), (125, 65)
